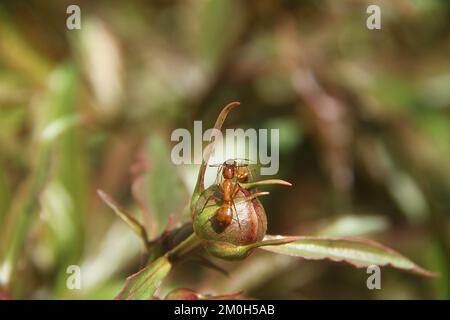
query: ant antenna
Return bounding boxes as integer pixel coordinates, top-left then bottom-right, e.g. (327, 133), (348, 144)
(209, 163), (225, 167)
(234, 158), (256, 165)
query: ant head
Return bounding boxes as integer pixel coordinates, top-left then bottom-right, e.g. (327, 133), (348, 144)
(222, 159), (236, 179)
(224, 159), (236, 167)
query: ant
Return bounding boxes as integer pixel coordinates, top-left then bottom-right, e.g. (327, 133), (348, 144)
(212, 158), (254, 184)
(200, 159), (267, 232)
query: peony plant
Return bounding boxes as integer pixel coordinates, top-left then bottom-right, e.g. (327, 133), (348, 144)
(99, 102), (436, 300)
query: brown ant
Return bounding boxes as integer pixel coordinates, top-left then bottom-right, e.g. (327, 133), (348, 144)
(200, 159), (267, 232)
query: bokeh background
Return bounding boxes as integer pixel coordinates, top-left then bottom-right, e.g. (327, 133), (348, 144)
(0, 0), (449, 299)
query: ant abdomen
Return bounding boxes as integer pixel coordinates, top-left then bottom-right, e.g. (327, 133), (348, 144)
(214, 206), (233, 228)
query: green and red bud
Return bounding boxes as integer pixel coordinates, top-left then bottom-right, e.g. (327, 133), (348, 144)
(192, 181), (291, 260)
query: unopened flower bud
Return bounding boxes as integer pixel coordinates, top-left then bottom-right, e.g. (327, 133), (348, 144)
(193, 184), (267, 259)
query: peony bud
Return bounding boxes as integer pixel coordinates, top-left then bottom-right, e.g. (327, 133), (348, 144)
(193, 185), (267, 246)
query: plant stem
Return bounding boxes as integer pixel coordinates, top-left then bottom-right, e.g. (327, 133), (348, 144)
(167, 232), (202, 262)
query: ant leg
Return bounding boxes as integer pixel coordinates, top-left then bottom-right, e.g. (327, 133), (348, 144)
(214, 166), (223, 186)
(199, 196), (223, 229)
(230, 183), (243, 229)
(231, 199), (242, 229)
(199, 194), (222, 214)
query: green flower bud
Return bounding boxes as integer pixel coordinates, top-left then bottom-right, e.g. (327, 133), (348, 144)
(192, 184), (268, 259)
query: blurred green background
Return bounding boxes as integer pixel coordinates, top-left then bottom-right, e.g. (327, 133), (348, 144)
(0, 0), (449, 299)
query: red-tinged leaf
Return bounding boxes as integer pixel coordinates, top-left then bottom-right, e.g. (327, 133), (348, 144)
(115, 256), (172, 300)
(0, 288), (10, 300)
(260, 235), (437, 277)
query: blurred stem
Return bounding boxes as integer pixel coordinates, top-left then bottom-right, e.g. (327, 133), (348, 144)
(0, 143), (51, 291)
(0, 8), (51, 85)
(0, 64), (81, 295)
(0, 167), (10, 226)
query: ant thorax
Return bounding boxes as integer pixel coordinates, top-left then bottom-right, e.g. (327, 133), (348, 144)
(221, 179), (234, 201)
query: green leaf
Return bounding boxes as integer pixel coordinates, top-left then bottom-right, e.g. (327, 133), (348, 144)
(138, 134), (187, 237)
(196, 0), (242, 67)
(115, 255), (172, 300)
(241, 179), (292, 190)
(97, 189), (148, 244)
(0, 64), (83, 291)
(261, 235), (437, 277)
(191, 102), (240, 214)
(42, 64), (90, 297)
(40, 114), (80, 143)
(316, 214), (389, 237)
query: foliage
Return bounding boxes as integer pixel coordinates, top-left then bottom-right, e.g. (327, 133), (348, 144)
(0, 0), (448, 299)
